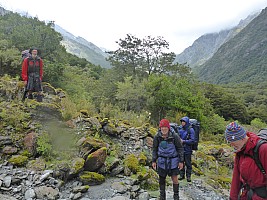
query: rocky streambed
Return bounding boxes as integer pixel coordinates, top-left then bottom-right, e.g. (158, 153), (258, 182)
(0, 161), (229, 200)
(0, 84), (232, 200)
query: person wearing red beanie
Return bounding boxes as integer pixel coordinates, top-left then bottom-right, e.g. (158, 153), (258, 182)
(152, 118), (184, 200)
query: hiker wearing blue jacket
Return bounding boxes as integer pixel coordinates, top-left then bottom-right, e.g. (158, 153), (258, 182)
(178, 116), (195, 182)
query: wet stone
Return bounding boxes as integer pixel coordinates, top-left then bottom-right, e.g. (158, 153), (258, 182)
(3, 175), (12, 187)
(25, 188), (36, 199)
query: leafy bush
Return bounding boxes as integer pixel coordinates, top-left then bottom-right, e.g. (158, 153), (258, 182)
(60, 97), (78, 120)
(37, 132), (53, 160)
(0, 101), (31, 134)
(124, 154), (140, 174)
(201, 114), (227, 135)
(251, 118), (267, 130)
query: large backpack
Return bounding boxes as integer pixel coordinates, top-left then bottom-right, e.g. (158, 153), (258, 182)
(21, 49), (31, 62)
(170, 119), (200, 151)
(170, 122), (179, 134)
(187, 119), (200, 151)
(251, 128), (267, 179)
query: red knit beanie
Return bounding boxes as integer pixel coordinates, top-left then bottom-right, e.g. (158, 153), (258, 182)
(159, 119), (170, 129)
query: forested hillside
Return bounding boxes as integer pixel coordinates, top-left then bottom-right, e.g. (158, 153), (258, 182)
(1, 8), (267, 129)
(55, 25), (112, 68)
(1, 7), (267, 200)
(174, 12), (259, 68)
(196, 7), (267, 84)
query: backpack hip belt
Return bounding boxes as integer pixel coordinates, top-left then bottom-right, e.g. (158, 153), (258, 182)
(158, 155), (178, 170)
(246, 185), (267, 199)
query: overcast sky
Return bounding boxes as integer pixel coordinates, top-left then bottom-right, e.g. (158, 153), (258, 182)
(1, 0), (267, 53)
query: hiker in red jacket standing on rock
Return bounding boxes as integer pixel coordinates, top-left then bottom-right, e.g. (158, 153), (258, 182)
(225, 122), (267, 200)
(22, 47), (43, 102)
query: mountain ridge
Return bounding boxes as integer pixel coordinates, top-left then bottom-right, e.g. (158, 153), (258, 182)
(196, 7), (267, 84)
(174, 12), (260, 68)
(55, 25), (112, 68)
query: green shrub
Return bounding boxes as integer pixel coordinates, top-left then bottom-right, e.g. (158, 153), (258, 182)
(60, 97), (78, 120)
(124, 154), (139, 173)
(251, 118), (267, 130)
(0, 101), (31, 134)
(37, 132), (53, 160)
(8, 155), (28, 166)
(138, 152), (147, 165)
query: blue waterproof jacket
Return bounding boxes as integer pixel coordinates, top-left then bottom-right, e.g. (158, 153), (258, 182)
(152, 129), (184, 170)
(178, 116), (195, 155)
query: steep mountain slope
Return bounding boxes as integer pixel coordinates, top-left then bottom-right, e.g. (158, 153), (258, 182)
(196, 7), (267, 84)
(0, 6), (10, 16)
(55, 25), (112, 68)
(174, 12), (259, 68)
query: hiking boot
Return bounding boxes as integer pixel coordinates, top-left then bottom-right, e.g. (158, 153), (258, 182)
(178, 176), (185, 180)
(28, 93), (33, 99)
(159, 191), (166, 200)
(173, 184), (179, 200)
(187, 178), (192, 182)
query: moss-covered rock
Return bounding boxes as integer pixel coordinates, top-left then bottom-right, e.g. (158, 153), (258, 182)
(137, 166), (150, 181)
(79, 137), (106, 150)
(69, 157), (85, 176)
(20, 150), (32, 157)
(79, 171), (105, 185)
(8, 155), (28, 166)
(206, 175), (231, 190)
(124, 154), (139, 174)
(103, 122), (120, 136)
(23, 132), (38, 156)
(2, 146), (18, 155)
(0, 101), (31, 135)
(138, 152), (147, 165)
(139, 168), (159, 191)
(105, 155), (120, 171)
(42, 82), (57, 95)
(149, 127), (158, 137)
(26, 158), (46, 171)
(84, 147), (107, 171)
(73, 185), (90, 193)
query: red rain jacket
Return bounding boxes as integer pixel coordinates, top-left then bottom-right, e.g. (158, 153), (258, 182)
(21, 56), (43, 81)
(230, 132), (267, 200)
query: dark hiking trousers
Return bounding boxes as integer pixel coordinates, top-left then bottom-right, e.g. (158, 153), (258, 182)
(159, 176), (166, 200)
(179, 154), (192, 179)
(26, 73), (42, 92)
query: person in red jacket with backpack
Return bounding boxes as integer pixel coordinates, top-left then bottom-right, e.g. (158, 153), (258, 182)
(21, 47), (43, 102)
(225, 122), (267, 200)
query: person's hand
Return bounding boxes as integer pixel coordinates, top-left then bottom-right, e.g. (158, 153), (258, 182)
(178, 162), (184, 170)
(24, 81), (27, 86)
(152, 162), (157, 170)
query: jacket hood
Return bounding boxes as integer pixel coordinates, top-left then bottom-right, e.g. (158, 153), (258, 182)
(180, 116), (190, 129)
(242, 132), (261, 154)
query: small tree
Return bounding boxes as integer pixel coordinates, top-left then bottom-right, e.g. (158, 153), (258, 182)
(115, 76), (147, 112)
(107, 34), (177, 79)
